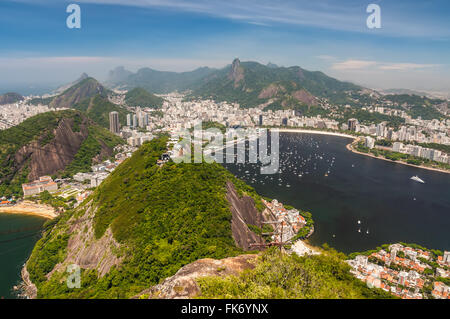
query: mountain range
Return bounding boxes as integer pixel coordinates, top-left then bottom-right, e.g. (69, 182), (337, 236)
(106, 58), (361, 109)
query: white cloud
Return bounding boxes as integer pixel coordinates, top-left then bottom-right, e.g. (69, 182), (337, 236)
(331, 59), (377, 70)
(14, 0), (450, 38)
(331, 59), (440, 71)
(378, 63), (439, 71)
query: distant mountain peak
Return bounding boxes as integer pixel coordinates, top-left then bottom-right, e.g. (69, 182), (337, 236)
(78, 72), (89, 81)
(50, 76), (108, 109)
(228, 58), (244, 87)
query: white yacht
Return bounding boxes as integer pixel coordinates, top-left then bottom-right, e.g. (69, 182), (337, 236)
(410, 176), (425, 184)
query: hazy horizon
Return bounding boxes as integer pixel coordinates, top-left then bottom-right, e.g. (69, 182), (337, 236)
(1, 0), (449, 96)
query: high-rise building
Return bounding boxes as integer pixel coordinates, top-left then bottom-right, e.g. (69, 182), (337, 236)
(259, 114), (263, 126)
(109, 111), (120, 134)
(348, 118), (357, 131)
(126, 114), (132, 127)
(365, 136), (375, 149)
(393, 142), (403, 152)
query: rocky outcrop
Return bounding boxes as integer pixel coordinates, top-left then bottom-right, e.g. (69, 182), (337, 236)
(258, 84), (286, 99)
(228, 58), (244, 88)
(15, 117), (88, 180)
(16, 265), (37, 299)
(135, 254), (258, 299)
(226, 181), (264, 250)
(292, 89), (317, 106)
(48, 202), (124, 278)
(12, 114), (114, 181)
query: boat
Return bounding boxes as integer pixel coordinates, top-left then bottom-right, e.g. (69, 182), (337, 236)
(410, 176), (425, 184)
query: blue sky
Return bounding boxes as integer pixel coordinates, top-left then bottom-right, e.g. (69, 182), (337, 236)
(0, 0), (449, 94)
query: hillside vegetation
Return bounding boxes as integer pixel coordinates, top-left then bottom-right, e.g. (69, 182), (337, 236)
(72, 94), (127, 129)
(26, 137), (264, 298)
(190, 59), (361, 108)
(25, 137), (398, 299)
(49, 77), (109, 109)
(198, 248), (394, 299)
(125, 88), (164, 108)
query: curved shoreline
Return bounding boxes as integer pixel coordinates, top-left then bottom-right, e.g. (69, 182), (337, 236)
(0, 201), (57, 219)
(346, 141), (450, 175)
(276, 128), (450, 175)
(277, 128), (356, 140)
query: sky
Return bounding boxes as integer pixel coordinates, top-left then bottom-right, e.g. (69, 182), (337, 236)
(0, 0), (449, 95)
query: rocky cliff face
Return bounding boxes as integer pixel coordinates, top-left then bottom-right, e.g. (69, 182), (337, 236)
(228, 58), (244, 88)
(48, 201), (123, 278)
(226, 181), (265, 251)
(135, 254), (258, 299)
(14, 117), (87, 181)
(12, 114), (113, 181)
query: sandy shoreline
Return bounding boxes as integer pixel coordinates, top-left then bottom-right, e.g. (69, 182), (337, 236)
(277, 128), (450, 175)
(0, 201), (57, 219)
(278, 128), (356, 139)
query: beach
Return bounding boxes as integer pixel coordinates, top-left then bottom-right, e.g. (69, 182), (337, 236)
(0, 201), (57, 219)
(277, 128), (356, 139)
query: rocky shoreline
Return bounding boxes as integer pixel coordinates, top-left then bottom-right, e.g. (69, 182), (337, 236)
(14, 265), (37, 299)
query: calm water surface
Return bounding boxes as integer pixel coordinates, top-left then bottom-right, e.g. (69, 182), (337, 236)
(0, 214), (45, 298)
(223, 132), (450, 254)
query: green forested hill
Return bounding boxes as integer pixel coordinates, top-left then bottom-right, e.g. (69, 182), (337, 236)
(28, 77), (129, 128)
(124, 88), (164, 108)
(26, 137), (392, 299)
(26, 137), (252, 298)
(72, 94), (127, 128)
(383, 94), (447, 120)
(0, 110), (123, 197)
(49, 77), (109, 109)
